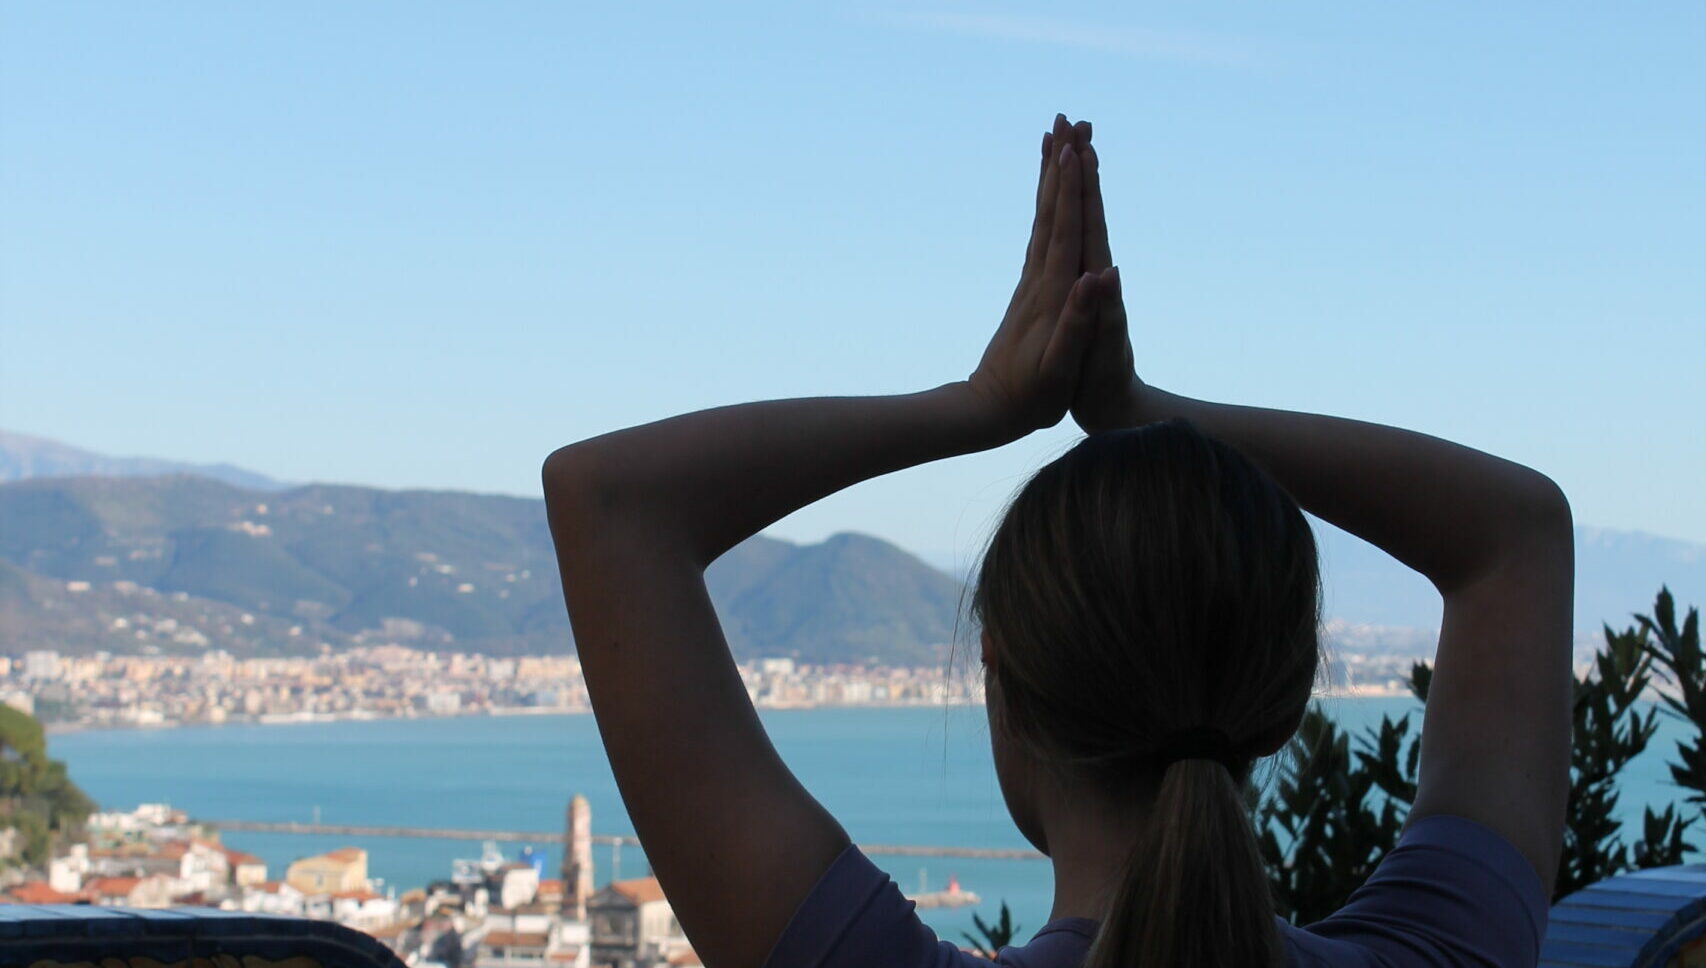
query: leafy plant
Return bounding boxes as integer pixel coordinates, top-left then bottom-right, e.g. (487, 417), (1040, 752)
(961, 901), (1020, 958)
(1552, 618), (1691, 894)
(1261, 588), (1703, 912)
(1256, 707), (1404, 924)
(0, 705), (94, 866)
(1639, 587), (1705, 803)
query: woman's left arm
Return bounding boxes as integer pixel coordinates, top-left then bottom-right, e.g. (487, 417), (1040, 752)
(542, 121), (1095, 968)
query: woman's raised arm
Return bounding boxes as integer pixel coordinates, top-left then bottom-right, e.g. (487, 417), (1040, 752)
(1075, 265), (1575, 893)
(541, 115), (1099, 968)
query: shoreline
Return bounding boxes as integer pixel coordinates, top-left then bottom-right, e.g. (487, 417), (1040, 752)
(41, 697), (991, 735)
(42, 690), (1418, 736)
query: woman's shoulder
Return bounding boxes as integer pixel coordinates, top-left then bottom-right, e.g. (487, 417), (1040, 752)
(1281, 812), (1550, 967)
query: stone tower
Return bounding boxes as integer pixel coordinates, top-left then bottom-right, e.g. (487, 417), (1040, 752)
(562, 794), (593, 920)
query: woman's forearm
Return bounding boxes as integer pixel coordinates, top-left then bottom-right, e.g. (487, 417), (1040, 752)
(1122, 383), (1572, 593)
(542, 380), (1015, 567)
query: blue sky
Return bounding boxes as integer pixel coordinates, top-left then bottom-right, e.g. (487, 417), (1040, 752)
(3, 2), (1703, 562)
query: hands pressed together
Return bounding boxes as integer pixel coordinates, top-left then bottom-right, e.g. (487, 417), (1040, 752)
(967, 113), (1143, 441)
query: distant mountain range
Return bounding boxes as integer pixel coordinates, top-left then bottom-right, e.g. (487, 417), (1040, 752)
(0, 473), (961, 665)
(0, 430), (287, 492)
(931, 524), (1705, 643)
(1, 430), (1701, 664)
(1318, 520), (1705, 640)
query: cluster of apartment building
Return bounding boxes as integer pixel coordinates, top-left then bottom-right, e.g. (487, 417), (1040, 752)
(1, 647), (990, 730)
(0, 799), (701, 968)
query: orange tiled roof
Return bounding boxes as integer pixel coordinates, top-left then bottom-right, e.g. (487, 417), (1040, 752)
(481, 931), (548, 948)
(536, 878), (564, 893)
(322, 848), (366, 863)
(84, 876), (141, 897)
(332, 889), (383, 902)
(607, 877), (666, 905)
(7, 882), (76, 904)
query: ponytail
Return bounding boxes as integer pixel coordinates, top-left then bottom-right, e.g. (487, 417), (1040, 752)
(972, 423), (1319, 968)
(1084, 758), (1282, 968)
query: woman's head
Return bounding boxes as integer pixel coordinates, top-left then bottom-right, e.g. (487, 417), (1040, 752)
(971, 418), (1321, 966)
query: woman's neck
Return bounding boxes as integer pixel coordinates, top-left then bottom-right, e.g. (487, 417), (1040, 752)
(1041, 782), (1156, 922)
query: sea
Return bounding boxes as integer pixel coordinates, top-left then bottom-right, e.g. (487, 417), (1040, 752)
(50, 699), (1697, 943)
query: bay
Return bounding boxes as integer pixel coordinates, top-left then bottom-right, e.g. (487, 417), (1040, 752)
(49, 698), (1697, 942)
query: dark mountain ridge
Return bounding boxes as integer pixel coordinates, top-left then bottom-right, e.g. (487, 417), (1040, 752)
(0, 474), (962, 664)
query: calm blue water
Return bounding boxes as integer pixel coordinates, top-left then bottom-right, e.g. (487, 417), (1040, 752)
(50, 699), (1697, 941)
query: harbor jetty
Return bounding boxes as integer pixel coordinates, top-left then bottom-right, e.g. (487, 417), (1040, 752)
(197, 818), (1046, 860)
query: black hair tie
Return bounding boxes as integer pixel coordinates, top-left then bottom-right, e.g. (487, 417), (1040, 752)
(1154, 725), (1241, 772)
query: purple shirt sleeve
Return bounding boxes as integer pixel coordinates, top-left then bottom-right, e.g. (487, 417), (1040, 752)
(760, 845), (979, 968)
(762, 813), (1550, 968)
(1286, 812), (1551, 967)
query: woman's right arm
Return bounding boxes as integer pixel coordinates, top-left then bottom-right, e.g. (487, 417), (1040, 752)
(1083, 268), (1574, 894)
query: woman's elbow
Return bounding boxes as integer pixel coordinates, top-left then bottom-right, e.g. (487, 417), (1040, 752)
(1521, 473), (1574, 539)
(1492, 472), (1574, 573)
(541, 444), (616, 525)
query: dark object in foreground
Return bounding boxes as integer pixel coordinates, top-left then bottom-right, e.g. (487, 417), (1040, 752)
(0, 905), (405, 968)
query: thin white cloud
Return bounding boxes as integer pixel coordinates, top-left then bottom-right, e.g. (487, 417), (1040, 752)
(892, 11), (1252, 67)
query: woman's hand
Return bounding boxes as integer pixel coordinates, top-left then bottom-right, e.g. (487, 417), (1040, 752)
(1064, 126), (1144, 434)
(966, 115), (1101, 443)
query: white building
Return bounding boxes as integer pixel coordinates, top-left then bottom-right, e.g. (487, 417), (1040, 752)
(22, 650), (61, 680)
(48, 844), (89, 894)
(235, 880), (307, 916)
(474, 912), (590, 968)
(498, 863), (540, 911)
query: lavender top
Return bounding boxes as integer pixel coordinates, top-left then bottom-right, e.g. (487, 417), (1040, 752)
(762, 814), (1548, 968)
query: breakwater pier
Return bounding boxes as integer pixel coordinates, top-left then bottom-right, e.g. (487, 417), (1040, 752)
(196, 818), (1045, 860)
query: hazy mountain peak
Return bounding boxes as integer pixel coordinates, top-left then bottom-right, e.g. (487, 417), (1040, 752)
(0, 429), (287, 492)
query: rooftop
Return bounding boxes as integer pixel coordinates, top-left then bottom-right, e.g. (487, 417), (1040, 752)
(606, 877), (666, 906)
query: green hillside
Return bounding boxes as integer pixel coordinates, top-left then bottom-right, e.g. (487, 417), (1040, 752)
(0, 476), (963, 664)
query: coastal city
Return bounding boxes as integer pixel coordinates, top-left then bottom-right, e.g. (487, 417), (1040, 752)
(0, 635), (1429, 732)
(0, 796), (986, 967)
(0, 646), (986, 730)
(0, 796), (805, 967)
